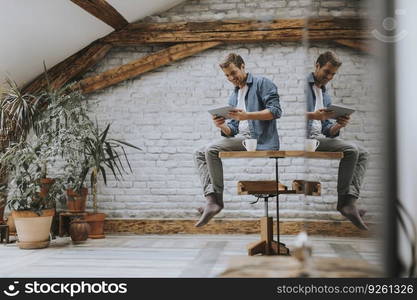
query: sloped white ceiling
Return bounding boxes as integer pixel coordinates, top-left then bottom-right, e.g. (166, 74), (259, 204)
(0, 0), (185, 87)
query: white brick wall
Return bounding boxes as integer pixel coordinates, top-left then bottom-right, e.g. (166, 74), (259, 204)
(76, 0), (382, 221)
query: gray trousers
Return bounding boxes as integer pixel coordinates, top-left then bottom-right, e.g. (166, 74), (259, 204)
(316, 138), (369, 198)
(193, 137), (246, 197)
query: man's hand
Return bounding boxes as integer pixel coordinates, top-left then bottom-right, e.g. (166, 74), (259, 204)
(229, 109), (248, 121)
(329, 114), (351, 136)
(212, 115), (226, 128)
(336, 115), (350, 127)
(309, 108), (336, 121)
(212, 115), (232, 136)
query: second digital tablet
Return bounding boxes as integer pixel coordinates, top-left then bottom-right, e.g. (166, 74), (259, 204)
(326, 104), (355, 119)
(208, 106), (236, 119)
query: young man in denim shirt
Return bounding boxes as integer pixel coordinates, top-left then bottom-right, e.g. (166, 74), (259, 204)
(193, 53), (282, 227)
(306, 51), (369, 230)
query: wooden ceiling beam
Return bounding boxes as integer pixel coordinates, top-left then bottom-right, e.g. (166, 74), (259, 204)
(22, 18), (371, 95)
(71, 0), (128, 30)
(23, 42), (112, 94)
(100, 18), (370, 45)
(334, 39), (372, 54)
(77, 41), (221, 94)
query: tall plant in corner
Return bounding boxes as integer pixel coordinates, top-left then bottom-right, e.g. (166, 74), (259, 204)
(0, 77), (60, 249)
(0, 76), (65, 214)
(80, 121), (141, 213)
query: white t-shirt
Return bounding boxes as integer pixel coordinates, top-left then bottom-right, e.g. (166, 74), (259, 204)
(237, 85), (250, 136)
(310, 85), (324, 138)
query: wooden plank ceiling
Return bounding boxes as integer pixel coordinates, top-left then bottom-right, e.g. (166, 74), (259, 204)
(22, 0), (371, 95)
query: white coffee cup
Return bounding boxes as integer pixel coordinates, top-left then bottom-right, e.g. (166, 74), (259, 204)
(305, 139), (320, 152)
(242, 139), (257, 151)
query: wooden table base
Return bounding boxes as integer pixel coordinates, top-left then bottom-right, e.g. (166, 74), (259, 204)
(247, 216), (290, 256)
(0, 224), (9, 244)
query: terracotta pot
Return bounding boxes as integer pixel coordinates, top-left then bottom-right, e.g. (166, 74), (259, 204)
(69, 218), (90, 243)
(85, 213), (106, 239)
(12, 209), (55, 249)
(39, 178), (55, 199)
(66, 188), (88, 213)
(12, 208), (55, 218)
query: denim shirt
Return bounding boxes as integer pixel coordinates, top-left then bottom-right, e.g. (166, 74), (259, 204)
(305, 72), (339, 138)
(222, 73), (282, 150)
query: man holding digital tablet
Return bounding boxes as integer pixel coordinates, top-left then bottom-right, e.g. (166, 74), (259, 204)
(306, 51), (370, 230)
(193, 53), (282, 227)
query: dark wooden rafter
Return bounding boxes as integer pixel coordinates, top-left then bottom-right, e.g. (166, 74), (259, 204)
(102, 19), (305, 44)
(22, 18), (370, 95)
(334, 39), (371, 54)
(77, 41), (221, 94)
(100, 17), (370, 45)
(23, 42), (112, 95)
(70, 0), (128, 30)
(307, 17), (368, 39)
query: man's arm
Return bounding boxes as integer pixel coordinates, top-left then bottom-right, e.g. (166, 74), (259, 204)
(219, 123), (232, 136)
(261, 79), (281, 119)
(229, 78), (281, 121)
(306, 109), (336, 121)
(228, 108), (273, 121)
(329, 123), (343, 136)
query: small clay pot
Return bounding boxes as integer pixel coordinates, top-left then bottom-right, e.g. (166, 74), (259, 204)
(66, 188), (88, 213)
(69, 218), (90, 243)
(85, 213), (106, 239)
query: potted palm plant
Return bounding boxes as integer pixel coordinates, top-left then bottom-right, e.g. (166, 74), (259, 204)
(78, 121), (141, 238)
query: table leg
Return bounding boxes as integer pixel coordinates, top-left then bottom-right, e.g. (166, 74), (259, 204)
(59, 214), (64, 237)
(274, 157), (290, 256)
(275, 158), (280, 248)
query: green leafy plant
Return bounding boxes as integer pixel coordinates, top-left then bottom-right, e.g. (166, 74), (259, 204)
(79, 122), (141, 213)
(1, 68), (142, 214)
(0, 141), (63, 213)
(34, 82), (93, 192)
(0, 72), (87, 212)
(0, 78), (39, 142)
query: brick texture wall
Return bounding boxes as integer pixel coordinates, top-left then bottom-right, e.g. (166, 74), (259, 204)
(76, 0), (382, 221)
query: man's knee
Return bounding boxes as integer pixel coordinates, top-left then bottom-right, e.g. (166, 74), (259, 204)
(359, 147), (369, 158)
(193, 146), (206, 160)
(206, 144), (220, 157)
(343, 143), (359, 159)
(358, 147), (370, 163)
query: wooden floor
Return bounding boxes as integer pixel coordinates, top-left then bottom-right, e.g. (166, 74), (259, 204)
(0, 234), (382, 278)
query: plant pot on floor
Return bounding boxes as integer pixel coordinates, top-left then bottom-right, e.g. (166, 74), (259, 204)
(69, 218), (90, 243)
(66, 188), (88, 213)
(12, 209), (55, 249)
(85, 213), (106, 239)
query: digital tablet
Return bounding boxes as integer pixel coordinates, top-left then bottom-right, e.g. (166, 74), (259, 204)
(326, 104), (355, 119)
(208, 106), (236, 119)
